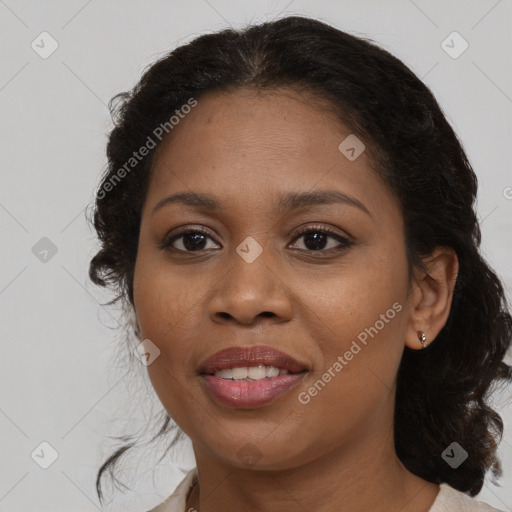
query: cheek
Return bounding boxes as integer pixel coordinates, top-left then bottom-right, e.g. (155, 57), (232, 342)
(132, 256), (204, 431)
(133, 248), (202, 337)
(297, 247), (409, 390)
(133, 254), (183, 366)
(300, 252), (407, 342)
(292, 276), (406, 445)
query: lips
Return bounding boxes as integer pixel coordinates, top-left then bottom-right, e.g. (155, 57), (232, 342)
(198, 345), (309, 375)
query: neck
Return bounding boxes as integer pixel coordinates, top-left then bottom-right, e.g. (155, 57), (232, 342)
(186, 423), (440, 512)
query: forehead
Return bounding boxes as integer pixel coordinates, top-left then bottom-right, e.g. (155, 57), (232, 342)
(153, 88), (350, 173)
(146, 88), (399, 222)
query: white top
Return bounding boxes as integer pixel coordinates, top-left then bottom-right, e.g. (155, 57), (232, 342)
(147, 467), (505, 512)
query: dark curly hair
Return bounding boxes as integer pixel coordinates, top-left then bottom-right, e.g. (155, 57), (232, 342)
(88, 15), (512, 503)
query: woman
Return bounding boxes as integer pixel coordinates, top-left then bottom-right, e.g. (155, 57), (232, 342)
(88, 16), (511, 512)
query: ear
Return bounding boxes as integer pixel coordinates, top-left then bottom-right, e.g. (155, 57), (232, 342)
(405, 247), (459, 350)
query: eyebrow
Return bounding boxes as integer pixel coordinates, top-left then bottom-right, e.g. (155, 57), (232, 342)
(151, 190), (371, 217)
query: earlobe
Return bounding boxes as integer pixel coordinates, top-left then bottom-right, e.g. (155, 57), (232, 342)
(418, 330), (428, 349)
(405, 247), (459, 350)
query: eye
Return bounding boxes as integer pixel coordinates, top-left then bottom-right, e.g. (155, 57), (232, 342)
(160, 227), (220, 252)
(160, 224), (354, 254)
(289, 224), (354, 253)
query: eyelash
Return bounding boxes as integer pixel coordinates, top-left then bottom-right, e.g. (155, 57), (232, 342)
(159, 224), (354, 255)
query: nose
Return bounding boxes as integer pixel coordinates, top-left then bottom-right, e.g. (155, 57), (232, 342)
(208, 244), (293, 326)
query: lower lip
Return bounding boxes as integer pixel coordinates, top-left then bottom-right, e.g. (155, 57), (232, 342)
(200, 373), (307, 408)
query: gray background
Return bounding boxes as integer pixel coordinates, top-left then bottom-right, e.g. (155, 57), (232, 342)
(0, 0), (511, 510)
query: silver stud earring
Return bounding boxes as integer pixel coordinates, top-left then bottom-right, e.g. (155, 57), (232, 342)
(418, 331), (427, 349)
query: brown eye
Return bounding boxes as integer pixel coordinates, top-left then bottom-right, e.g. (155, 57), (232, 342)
(160, 228), (220, 252)
(289, 225), (354, 253)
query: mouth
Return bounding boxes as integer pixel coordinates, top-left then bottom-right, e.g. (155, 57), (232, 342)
(197, 345), (309, 408)
(198, 344), (309, 374)
(204, 365), (305, 381)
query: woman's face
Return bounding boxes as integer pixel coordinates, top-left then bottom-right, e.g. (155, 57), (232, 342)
(133, 88), (414, 470)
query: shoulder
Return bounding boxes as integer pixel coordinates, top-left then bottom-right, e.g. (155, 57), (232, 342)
(430, 483), (505, 512)
(144, 472), (506, 512)
(146, 467), (198, 512)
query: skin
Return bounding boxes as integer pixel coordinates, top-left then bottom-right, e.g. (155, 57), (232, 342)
(133, 88), (459, 511)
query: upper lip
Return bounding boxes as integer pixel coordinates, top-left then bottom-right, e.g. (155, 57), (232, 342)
(198, 345), (309, 374)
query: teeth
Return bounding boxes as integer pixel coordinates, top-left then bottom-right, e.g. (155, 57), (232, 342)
(265, 366), (280, 378)
(214, 368), (235, 379)
(248, 365), (267, 380)
(214, 365), (291, 380)
(231, 367), (248, 380)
